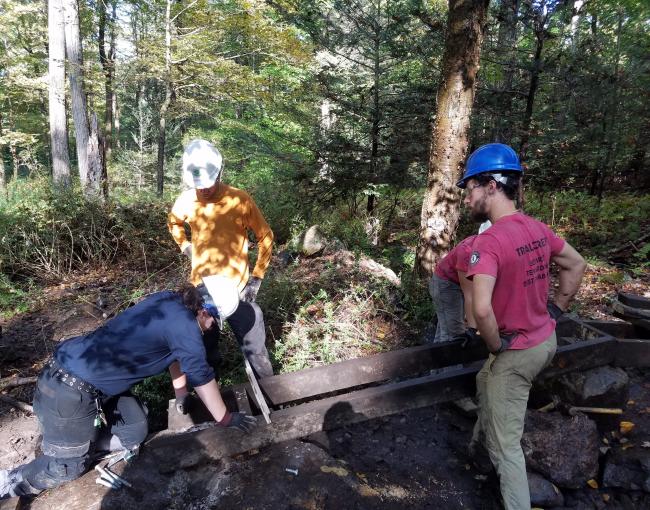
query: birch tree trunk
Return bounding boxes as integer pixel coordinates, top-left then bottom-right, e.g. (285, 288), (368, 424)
(0, 112), (6, 191)
(62, 0), (89, 185)
(48, 0), (71, 187)
(62, 0), (103, 195)
(416, 0), (489, 278)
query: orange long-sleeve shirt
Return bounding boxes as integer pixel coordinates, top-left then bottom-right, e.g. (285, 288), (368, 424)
(168, 184), (274, 290)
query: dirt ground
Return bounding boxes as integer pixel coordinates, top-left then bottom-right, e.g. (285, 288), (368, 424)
(0, 261), (649, 508)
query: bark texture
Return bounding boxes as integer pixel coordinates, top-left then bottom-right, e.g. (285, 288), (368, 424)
(62, 0), (90, 185)
(48, 0), (71, 187)
(416, 0), (490, 278)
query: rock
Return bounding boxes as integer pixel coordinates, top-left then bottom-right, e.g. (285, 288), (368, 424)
(555, 366), (629, 407)
(358, 256), (401, 287)
(528, 471), (564, 507)
(296, 225), (328, 256)
(602, 448), (650, 492)
(332, 250), (401, 287)
(522, 410), (600, 488)
(322, 238), (346, 256)
(277, 250), (295, 268)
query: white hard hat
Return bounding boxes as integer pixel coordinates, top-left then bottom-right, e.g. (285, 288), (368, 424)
(200, 275), (240, 328)
(182, 139), (223, 189)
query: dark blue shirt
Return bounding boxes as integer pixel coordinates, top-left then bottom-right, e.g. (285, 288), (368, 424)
(54, 291), (214, 396)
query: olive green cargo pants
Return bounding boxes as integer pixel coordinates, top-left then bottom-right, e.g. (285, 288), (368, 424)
(471, 332), (557, 510)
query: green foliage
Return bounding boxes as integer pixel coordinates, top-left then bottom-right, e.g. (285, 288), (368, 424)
(525, 190), (650, 259)
(0, 273), (31, 319)
(131, 372), (173, 432)
(0, 176), (177, 281)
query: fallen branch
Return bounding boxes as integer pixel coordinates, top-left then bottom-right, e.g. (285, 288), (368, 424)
(0, 394), (33, 413)
(0, 375), (38, 391)
(608, 231), (650, 256)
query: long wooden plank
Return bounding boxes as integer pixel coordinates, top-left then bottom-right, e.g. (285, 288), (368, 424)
(155, 337), (617, 464)
(151, 364), (480, 471)
(259, 341), (488, 406)
(538, 337), (616, 381)
(260, 316), (610, 406)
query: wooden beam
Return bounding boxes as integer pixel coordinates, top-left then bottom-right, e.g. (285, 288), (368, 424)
(155, 337), (618, 465)
(258, 341), (489, 406)
(615, 339), (650, 368)
(259, 316), (611, 407)
(150, 364), (480, 471)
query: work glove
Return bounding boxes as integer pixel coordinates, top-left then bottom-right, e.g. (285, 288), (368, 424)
(175, 393), (196, 415)
(241, 276), (262, 303)
(491, 332), (517, 355)
(217, 411), (257, 433)
(455, 328), (481, 349)
(182, 244), (192, 260)
(547, 302), (564, 321)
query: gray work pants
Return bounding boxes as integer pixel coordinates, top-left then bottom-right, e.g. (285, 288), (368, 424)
(203, 300), (274, 379)
(429, 275), (465, 343)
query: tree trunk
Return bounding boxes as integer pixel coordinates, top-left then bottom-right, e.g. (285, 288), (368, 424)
(596, 9), (623, 202)
(48, 0), (71, 187)
(493, 0), (519, 142)
(106, 0), (120, 149)
(98, 0), (115, 162)
(518, 30), (544, 161)
(63, 0), (103, 196)
(62, 0), (90, 186)
(156, 0), (173, 196)
(0, 113), (6, 191)
(416, 0), (490, 278)
(87, 112), (106, 199)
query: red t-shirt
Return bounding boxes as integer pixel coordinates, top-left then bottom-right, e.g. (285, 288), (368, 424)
(434, 236), (477, 284)
(466, 213), (565, 350)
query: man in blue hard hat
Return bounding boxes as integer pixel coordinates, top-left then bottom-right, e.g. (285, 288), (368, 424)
(458, 143), (586, 509)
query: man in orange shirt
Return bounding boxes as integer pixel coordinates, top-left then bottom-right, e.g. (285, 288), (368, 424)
(168, 139), (274, 381)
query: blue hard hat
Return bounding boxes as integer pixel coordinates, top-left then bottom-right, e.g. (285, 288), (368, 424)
(456, 143), (523, 188)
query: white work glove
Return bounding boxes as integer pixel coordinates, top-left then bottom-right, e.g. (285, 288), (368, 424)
(241, 276), (262, 303)
(182, 244), (192, 260)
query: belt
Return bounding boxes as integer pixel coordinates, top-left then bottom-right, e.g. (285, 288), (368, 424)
(45, 358), (103, 397)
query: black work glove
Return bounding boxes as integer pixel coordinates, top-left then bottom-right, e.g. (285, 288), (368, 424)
(455, 328), (481, 349)
(547, 302), (565, 321)
(491, 332), (517, 354)
(175, 393), (196, 415)
(217, 411), (257, 433)
(241, 276), (262, 303)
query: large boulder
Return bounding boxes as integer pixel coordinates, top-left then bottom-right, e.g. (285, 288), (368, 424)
(528, 471), (564, 508)
(296, 225), (329, 256)
(522, 410), (600, 488)
(554, 366), (629, 407)
(602, 448), (650, 492)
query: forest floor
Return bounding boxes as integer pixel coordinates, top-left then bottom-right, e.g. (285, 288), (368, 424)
(0, 252), (649, 509)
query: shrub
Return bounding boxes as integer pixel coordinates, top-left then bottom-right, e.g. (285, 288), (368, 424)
(0, 177), (177, 282)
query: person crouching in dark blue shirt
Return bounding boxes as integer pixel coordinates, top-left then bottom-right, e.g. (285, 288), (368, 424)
(0, 276), (255, 499)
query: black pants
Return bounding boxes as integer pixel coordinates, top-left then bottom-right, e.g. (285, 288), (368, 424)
(204, 300), (273, 379)
(12, 366), (147, 495)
